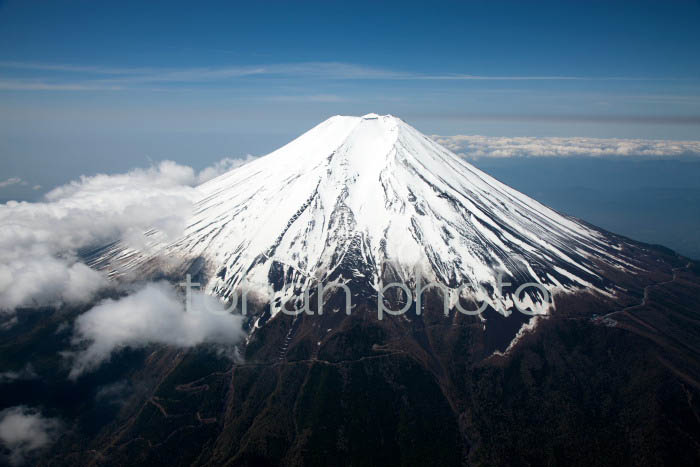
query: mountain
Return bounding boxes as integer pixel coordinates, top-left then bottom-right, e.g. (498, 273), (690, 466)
(8, 115), (700, 466)
(94, 114), (634, 333)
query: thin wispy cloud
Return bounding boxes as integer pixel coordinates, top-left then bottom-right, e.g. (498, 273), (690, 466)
(266, 94), (348, 103)
(0, 177), (24, 188)
(0, 61), (159, 75)
(0, 61), (682, 92)
(0, 364), (38, 384)
(0, 79), (123, 91)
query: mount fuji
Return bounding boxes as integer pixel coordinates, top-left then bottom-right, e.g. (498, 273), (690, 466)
(62, 114), (700, 466)
(93, 114), (637, 323)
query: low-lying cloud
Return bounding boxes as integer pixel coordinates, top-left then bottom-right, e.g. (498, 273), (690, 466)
(0, 157), (254, 313)
(434, 134), (700, 159)
(69, 282), (246, 378)
(0, 406), (60, 465)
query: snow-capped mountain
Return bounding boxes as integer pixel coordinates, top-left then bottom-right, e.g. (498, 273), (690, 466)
(93, 113), (635, 315)
(16, 115), (700, 467)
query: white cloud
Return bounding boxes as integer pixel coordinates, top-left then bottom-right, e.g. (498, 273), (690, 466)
(433, 134), (700, 159)
(0, 406), (60, 465)
(196, 155), (257, 184)
(0, 79), (122, 91)
(0, 157), (252, 313)
(266, 94), (348, 103)
(0, 178), (23, 188)
(69, 282), (245, 378)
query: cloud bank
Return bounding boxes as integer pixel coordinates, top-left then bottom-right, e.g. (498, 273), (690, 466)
(69, 282), (245, 378)
(0, 407), (60, 465)
(433, 135), (700, 159)
(0, 157), (254, 313)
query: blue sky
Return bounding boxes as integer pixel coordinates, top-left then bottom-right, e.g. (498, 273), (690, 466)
(1, 0), (700, 192)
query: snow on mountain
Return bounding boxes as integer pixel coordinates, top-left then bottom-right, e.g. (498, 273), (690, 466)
(91, 114), (635, 316)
